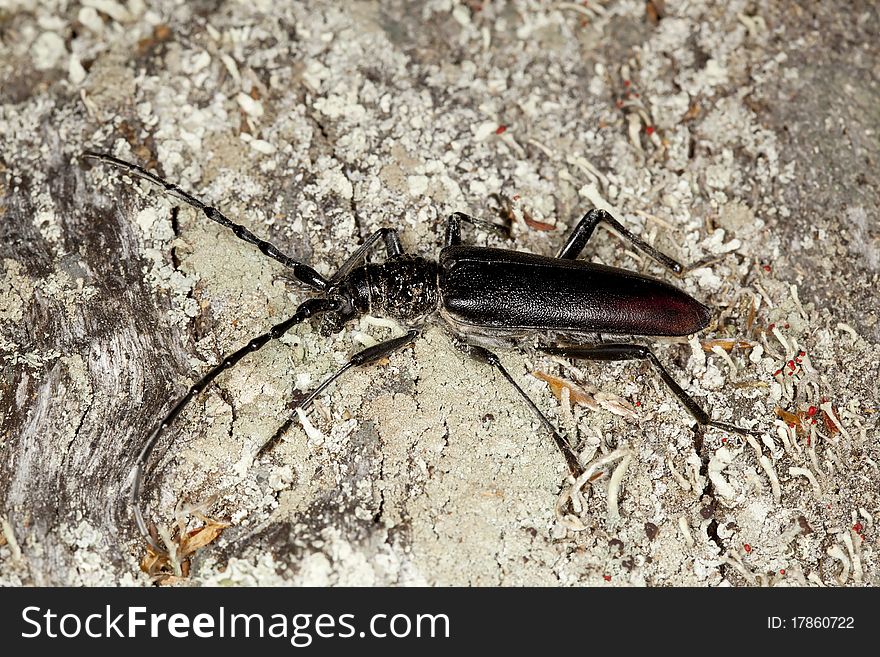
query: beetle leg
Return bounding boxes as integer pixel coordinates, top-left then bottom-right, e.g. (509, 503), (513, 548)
(444, 212), (510, 247)
(453, 339), (585, 477)
(257, 329), (420, 457)
(539, 343), (759, 436)
(557, 209), (684, 275)
(330, 227), (404, 283)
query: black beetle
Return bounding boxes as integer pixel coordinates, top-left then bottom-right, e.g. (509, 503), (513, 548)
(83, 152), (756, 550)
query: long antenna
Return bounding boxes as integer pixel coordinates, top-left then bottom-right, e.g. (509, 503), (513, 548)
(83, 152), (330, 291)
(130, 297), (338, 550)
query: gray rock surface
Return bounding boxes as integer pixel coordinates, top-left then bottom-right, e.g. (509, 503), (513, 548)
(1, 0), (877, 585)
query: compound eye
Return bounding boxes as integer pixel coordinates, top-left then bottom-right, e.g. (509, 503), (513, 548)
(329, 294), (353, 317)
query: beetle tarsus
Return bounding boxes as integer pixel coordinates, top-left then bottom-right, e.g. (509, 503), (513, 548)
(539, 342), (758, 437)
(445, 211), (511, 247)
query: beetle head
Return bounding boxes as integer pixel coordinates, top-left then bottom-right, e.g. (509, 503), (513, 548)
(319, 286), (356, 336)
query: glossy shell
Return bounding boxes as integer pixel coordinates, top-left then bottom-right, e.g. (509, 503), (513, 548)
(439, 246), (711, 337)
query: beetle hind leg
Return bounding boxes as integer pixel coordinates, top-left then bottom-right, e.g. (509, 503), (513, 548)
(539, 342), (759, 436)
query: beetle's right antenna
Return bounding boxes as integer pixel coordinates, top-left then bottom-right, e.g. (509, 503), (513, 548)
(82, 152), (330, 291)
(130, 297), (338, 551)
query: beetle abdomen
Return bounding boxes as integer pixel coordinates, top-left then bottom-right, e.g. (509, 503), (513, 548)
(439, 246), (710, 336)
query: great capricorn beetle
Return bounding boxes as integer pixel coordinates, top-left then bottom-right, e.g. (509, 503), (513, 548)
(83, 152), (758, 551)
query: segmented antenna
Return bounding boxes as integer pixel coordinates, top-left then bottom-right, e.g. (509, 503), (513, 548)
(83, 152), (329, 291)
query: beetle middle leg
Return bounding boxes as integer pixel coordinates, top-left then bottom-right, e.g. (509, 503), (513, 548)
(452, 339), (584, 477)
(539, 343), (757, 435)
(444, 212), (510, 247)
(557, 208), (684, 274)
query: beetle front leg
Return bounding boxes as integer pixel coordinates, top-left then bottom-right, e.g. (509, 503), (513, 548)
(258, 329), (420, 457)
(539, 343), (758, 436)
(330, 227), (404, 283)
(452, 339), (584, 477)
(557, 209), (684, 274)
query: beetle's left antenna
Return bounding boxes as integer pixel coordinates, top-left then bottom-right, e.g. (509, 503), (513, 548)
(128, 297), (337, 551)
(82, 151), (329, 291)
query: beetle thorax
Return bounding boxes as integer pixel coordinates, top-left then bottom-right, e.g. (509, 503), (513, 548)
(348, 256), (439, 325)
